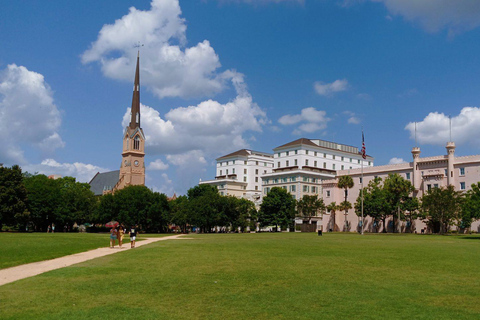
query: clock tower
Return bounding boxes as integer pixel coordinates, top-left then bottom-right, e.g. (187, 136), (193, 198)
(116, 52), (145, 190)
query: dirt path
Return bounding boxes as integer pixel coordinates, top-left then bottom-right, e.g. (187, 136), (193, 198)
(0, 234), (187, 286)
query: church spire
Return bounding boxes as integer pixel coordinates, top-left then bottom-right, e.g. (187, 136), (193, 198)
(129, 51), (141, 129)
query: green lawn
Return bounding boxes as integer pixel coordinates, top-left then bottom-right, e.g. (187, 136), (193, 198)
(1, 233), (480, 319)
(0, 232), (168, 269)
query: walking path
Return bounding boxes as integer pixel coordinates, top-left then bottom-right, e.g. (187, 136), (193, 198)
(0, 234), (187, 286)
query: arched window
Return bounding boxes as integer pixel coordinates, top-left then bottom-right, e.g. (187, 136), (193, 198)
(134, 136), (140, 150)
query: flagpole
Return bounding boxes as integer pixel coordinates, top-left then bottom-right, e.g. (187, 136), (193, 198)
(361, 130), (365, 235)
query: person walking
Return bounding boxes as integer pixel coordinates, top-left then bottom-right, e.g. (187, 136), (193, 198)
(110, 227), (117, 248)
(129, 225), (137, 248)
(118, 225), (125, 248)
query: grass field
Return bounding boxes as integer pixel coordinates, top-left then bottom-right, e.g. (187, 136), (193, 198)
(1, 233), (480, 319)
(0, 232), (167, 269)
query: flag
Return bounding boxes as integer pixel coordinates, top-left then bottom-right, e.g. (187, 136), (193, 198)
(361, 131), (366, 159)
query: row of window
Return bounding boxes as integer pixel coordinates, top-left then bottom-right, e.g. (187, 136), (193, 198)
(277, 150), (370, 165)
(278, 159), (355, 170)
(219, 169), (267, 176)
(263, 176), (321, 184)
(218, 160), (273, 167)
(427, 182), (466, 191)
(263, 185), (319, 195)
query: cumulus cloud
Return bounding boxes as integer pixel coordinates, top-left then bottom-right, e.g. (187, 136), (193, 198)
(388, 157), (406, 165)
(314, 79), (349, 96)
(122, 77), (266, 157)
(345, 0), (480, 35)
(279, 107), (330, 135)
(148, 159), (169, 170)
(22, 159), (107, 183)
(0, 64), (64, 164)
(82, 0), (239, 99)
(405, 107), (480, 147)
(343, 111), (360, 124)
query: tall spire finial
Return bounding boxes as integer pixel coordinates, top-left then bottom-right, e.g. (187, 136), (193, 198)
(129, 51), (141, 129)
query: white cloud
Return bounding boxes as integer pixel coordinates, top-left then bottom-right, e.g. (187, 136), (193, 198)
(314, 79), (348, 96)
(82, 0), (239, 99)
(346, 0), (480, 35)
(167, 150), (207, 167)
(122, 76), (267, 157)
(148, 159), (169, 170)
(405, 107), (480, 147)
(279, 107), (330, 135)
(0, 64), (64, 164)
(388, 157), (406, 165)
(343, 111), (360, 124)
(22, 159), (107, 183)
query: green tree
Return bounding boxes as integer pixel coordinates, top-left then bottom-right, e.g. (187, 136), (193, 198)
(23, 173), (59, 231)
(421, 185), (463, 234)
(170, 195), (189, 233)
(297, 195), (325, 224)
(94, 193), (117, 224)
(55, 177), (97, 227)
(337, 175), (354, 231)
(258, 187), (296, 231)
(460, 182), (480, 231)
(383, 173), (414, 233)
(338, 200), (352, 231)
(326, 202), (339, 231)
(354, 177), (389, 232)
(187, 184), (222, 233)
(0, 165), (28, 229)
(114, 185), (157, 229)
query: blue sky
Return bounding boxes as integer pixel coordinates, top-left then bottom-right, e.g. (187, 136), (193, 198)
(1, 0), (480, 195)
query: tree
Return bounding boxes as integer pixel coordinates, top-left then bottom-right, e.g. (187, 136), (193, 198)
(55, 177), (97, 227)
(94, 193), (117, 224)
(0, 165), (28, 229)
(337, 175), (354, 231)
(383, 173), (414, 233)
(460, 182), (480, 231)
(421, 185), (462, 234)
(23, 173), (59, 231)
(297, 195), (325, 224)
(114, 185), (158, 229)
(170, 195), (189, 233)
(326, 202), (339, 231)
(258, 187), (296, 231)
(354, 177), (389, 233)
(187, 184), (222, 233)
(338, 201), (352, 231)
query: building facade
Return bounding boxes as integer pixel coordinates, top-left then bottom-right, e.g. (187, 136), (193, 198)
(199, 149), (274, 204)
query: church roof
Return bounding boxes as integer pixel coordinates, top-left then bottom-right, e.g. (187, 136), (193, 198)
(89, 170), (120, 196)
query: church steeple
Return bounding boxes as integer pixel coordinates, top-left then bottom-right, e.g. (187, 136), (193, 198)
(129, 51), (141, 129)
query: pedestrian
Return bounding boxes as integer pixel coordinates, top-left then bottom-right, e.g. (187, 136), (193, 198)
(129, 225), (137, 248)
(52, 223), (55, 233)
(118, 225), (125, 248)
(110, 227), (117, 248)
(47, 225), (51, 233)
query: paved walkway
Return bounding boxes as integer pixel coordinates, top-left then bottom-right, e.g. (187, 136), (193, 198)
(0, 234), (187, 286)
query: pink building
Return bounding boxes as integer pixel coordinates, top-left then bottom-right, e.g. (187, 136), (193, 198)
(323, 142), (480, 233)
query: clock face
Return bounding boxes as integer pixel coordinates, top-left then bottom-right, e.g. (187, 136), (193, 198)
(134, 160), (139, 166)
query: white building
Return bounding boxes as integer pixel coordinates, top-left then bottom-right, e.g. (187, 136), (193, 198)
(199, 149), (274, 205)
(263, 138), (374, 200)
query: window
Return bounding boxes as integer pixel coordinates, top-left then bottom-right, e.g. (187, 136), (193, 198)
(306, 150), (309, 155)
(233, 160), (235, 164)
(312, 186), (318, 193)
(286, 160), (289, 167)
(220, 170), (222, 175)
(244, 177), (247, 182)
(324, 153), (327, 158)
(255, 169), (259, 175)
(226, 169), (229, 175)
(358, 159), (360, 164)
(255, 186), (258, 191)
(133, 136), (140, 150)
(444, 169), (448, 176)
(232, 168), (235, 174)
(323, 162), (326, 169)
(291, 176), (296, 182)
(368, 161), (371, 166)
(286, 151), (289, 156)
(305, 159), (309, 166)
(278, 153), (281, 157)
(295, 150), (298, 155)
(427, 184), (431, 191)
(256, 161), (259, 165)
(303, 185), (309, 192)
(460, 182), (466, 190)
(341, 165), (344, 170)
(294, 159), (298, 166)
(460, 168), (465, 176)
(326, 190), (331, 197)
(303, 177), (308, 182)
(333, 164), (336, 170)
(244, 161), (247, 165)
(314, 152), (317, 156)
(290, 185), (296, 192)
(314, 161), (317, 167)
(255, 177), (258, 182)
(277, 162), (280, 168)
(434, 184), (439, 188)
(350, 158), (352, 162)
(341, 156), (344, 161)
(333, 155), (336, 160)
(359, 177), (363, 184)
(244, 169), (247, 174)
(406, 172), (411, 180)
